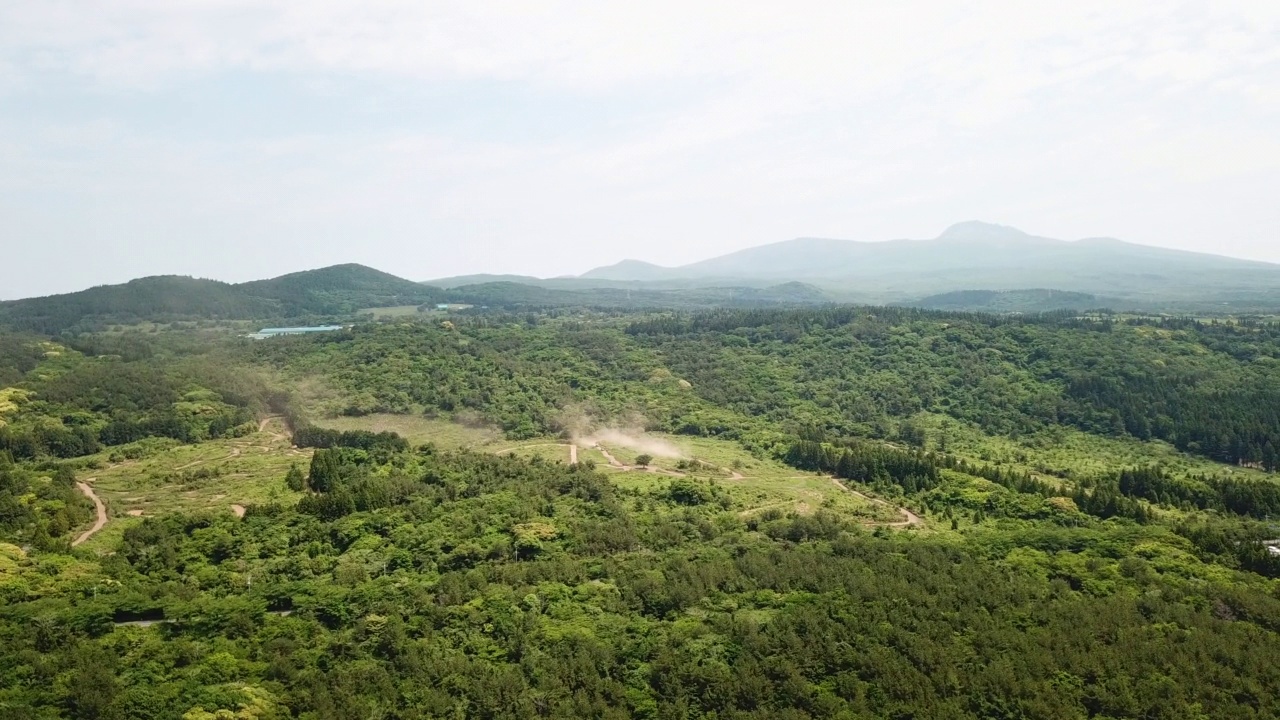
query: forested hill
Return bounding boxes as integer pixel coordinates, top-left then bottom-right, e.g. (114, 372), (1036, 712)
(0, 264), (449, 334)
(444, 280), (830, 310)
(235, 264), (447, 316)
(908, 288), (1110, 313)
(0, 267), (839, 334)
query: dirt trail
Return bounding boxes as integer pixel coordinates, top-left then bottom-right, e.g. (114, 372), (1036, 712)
(496, 443), (580, 464)
(258, 416), (289, 442)
(73, 480), (108, 546)
(174, 447), (242, 472)
(595, 445), (626, 468)
(723, 467), (746, 480)
(589, 445), (688, 476)
(830, 478), (923, 527)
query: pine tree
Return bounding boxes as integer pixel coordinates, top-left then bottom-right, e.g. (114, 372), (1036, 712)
(285, 463), (307, 492)
(308, 449), (343, 493)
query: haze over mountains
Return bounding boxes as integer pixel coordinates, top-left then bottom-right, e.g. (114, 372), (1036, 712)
(4, 222), (1279, 334)
(577, 221), (1275, 290)
(427, 221), (1280, 311)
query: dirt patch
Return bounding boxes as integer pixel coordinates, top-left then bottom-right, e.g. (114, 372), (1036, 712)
(72, 480), (108, 546)
(231, 504), (246, 518)
(578, 430), (684, 459)
(127, 510), (144, 517)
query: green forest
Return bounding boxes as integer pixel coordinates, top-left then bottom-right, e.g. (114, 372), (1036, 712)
(2, 304), (1280, 718)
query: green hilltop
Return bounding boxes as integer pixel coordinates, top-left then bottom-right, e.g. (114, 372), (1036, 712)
(0, 263), (450, 334)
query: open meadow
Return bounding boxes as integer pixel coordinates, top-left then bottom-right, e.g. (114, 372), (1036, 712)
(319, 414), (907, 526)
(71, 418), (311, 552)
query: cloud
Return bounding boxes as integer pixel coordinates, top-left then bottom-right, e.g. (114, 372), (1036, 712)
(1, 1), (1279, 298)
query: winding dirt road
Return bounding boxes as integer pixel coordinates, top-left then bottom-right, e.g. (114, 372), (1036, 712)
(73, 480), (108, 546)
(830, 478), (923, 527)
(258, 415), (289, 443)
(589, 444), (688, 476)
(496, 443), (583, 465)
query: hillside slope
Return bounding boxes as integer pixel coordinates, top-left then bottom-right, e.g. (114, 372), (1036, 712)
(447, 280), (831, 310)
(238, 263), (447, 315)
(907, 289), (1112, 313)
(0, 264), (448, 333)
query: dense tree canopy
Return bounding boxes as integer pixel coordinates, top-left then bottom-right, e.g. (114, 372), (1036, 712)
(4, 305), (1280, 718)
(4, 446), (1280, 718)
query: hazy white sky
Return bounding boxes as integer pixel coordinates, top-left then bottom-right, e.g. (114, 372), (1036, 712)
(2, 1), (1279, 298)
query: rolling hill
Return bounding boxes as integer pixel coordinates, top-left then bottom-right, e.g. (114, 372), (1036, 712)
(237, 264), (448, 315)
(0, 264), (833, 335)
(447, 280), (830, 310)
(7, 222), (1278, 335)
(907, 289), (1113, 313)
(0, 264), (449, 334)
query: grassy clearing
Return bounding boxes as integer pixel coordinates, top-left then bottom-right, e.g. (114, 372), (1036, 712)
(357, 305), (432, 319)
(315, 413), (500, 447)
(74, 421), (310, 553)
(316, 414), (904, 524)
(494, 443), (575, 463)
(920, 412), (1276, 483)
(550, 432), (902, 523)
(58, 411), (923, 554)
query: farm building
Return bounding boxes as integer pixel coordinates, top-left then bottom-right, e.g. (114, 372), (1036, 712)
(247, 325), (345, 340)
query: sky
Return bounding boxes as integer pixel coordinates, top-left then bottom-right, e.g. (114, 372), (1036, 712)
(2, 1), (1279, 299)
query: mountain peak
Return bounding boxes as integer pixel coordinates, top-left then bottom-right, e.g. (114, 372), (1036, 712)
(936, 221), (1035, 243)
(580, 259), (672, 281)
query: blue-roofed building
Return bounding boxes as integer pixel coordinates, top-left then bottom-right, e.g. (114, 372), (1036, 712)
(247, 325), (346, 340)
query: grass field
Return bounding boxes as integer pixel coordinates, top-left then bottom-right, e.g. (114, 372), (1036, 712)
(494, 442), (576, 463)
(68, 411), (935, 549)
(313, 414), (905, 525)
(73, 418), (311, 552)
(73, 406), (1259, 551)
(919, 412), (1276, 483)
(587, 434), (903, 524)
(315, 414), (501, 447)
(356, 305), (433, 319)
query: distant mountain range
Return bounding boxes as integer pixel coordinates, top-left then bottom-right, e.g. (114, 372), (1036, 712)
(577, 221), (1277, 291)
(0, 264), (830, 334)
(5, 222), (1278, 335)
(428, 221), (1280, 311)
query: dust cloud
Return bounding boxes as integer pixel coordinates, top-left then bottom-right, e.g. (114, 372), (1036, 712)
(578, 429), (684, 459)
(554, 405), (684, 458)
